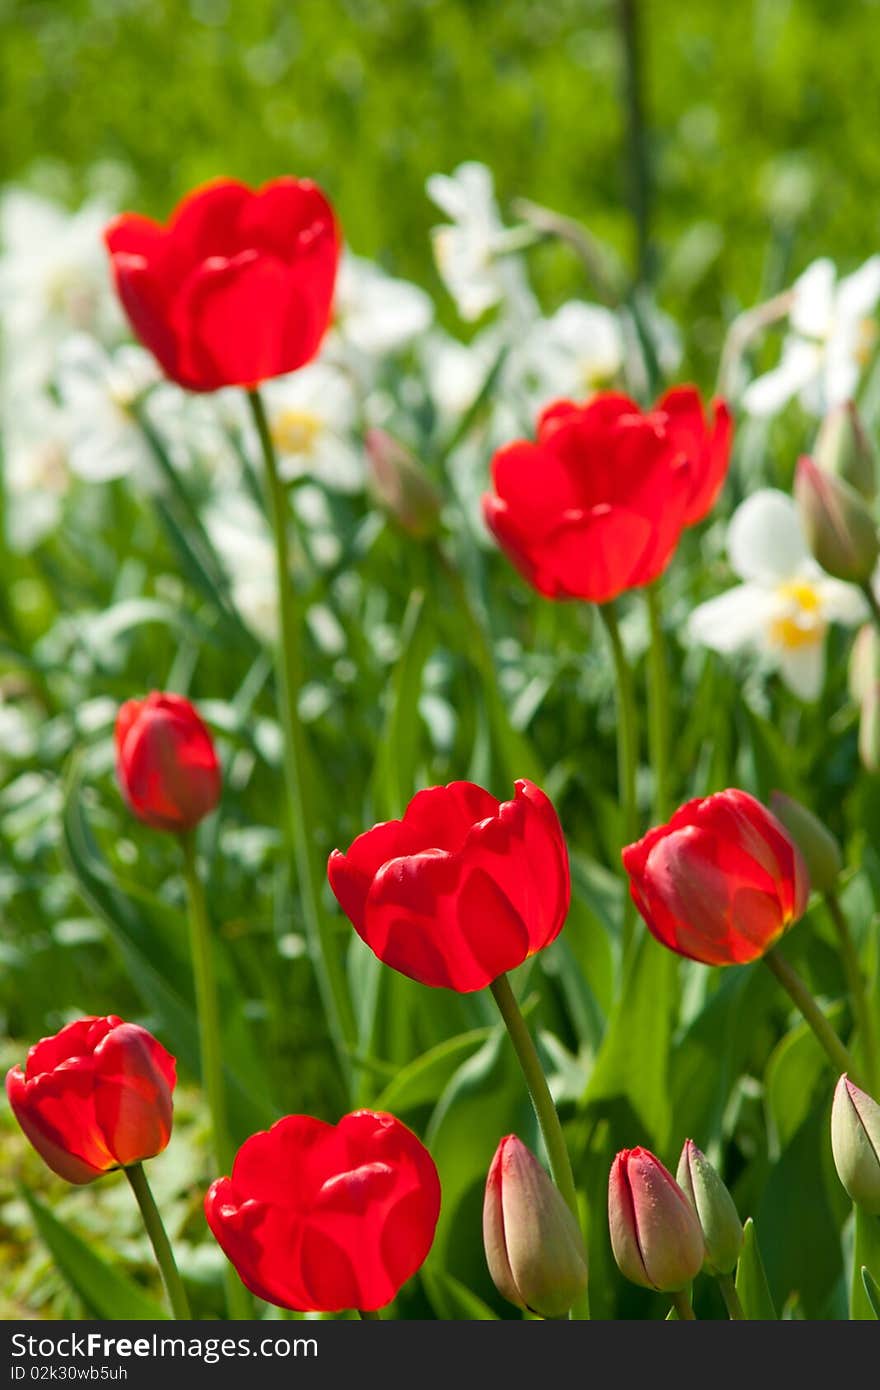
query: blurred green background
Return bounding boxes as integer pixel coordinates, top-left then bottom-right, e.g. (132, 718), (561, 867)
(3, 0), (880, 354)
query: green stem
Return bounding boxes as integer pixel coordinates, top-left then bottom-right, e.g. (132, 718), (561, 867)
(489, 974), (589, 1319)
(645, 584), (670, 823)
(247, 388), (356, 1088)
(125, 1163), (191, 1320)
(180, 832), (250, 1321)
(852, 1208), (880, 1320)
(358, 1309), (382, 1320)
(764, 947), (859, 1082)
(825, 890), (879, 1093)
(716, 1272), (745, 1321)
(860, 581), (880, 635)
(597, 601), (640, 958)
(670, 1289), (696, 1320)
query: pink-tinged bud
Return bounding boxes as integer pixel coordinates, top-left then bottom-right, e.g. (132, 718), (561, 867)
(676, 1139), (743, 1276)
(365, 429), (442, 539)
(794, 455), (879, 584)
(831, 1075), (880, 1215)
(768, 791), (842, 894)
(814, 401), (876, 502)
(608, 1147), (705, 1292)
(483, 1135), (588, 1318)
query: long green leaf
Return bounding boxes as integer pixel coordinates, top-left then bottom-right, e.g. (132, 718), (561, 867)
(735, 1218), (777, 1320)
(421, 1267), (499, 1320)
(861, 1265), (880, 1319)
(23, 1188), (170, 1320)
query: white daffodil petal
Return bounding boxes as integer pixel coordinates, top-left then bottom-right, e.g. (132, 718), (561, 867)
(777, 640), (826, 702)
(688, 583), (774, 653)
(790, 257), (837, 338)
(727, 489), (810, 584)
(817, 578), (868, 627)
(742, 337), (822, 416)
(836, 254), (880, 324)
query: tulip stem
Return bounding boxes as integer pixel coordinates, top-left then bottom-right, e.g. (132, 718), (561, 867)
(825, 890), (879, 1093)
(597, 602), (639, 958)
(180, 832), (251, 1321)
(764, 947), (859, 1082)
(645, 583), (671, 822)
(358, 1309), (382, 1320)
(859, 581), (880, 634)
(716, 1273), (745, 1321)
(125, 1163), (191, 1320)
(669, 1289), (696, 1320)
(248, 387), (357, 1089)
(489, 973), (590, 1319)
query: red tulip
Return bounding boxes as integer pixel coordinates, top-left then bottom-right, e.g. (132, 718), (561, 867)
(116, 692), (221, 833)
(205, 1110), (441, 1312)
(104, 177), (340, 392)
(327, 778), (570, 992)
(608, 1148), (705, 1292)
(6, 1016), (175, 1184)
(622, 789), (809, 966)
(658, 385), (733, 526)
(481, 387), (732, 604)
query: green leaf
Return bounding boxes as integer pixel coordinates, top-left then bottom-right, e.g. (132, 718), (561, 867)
(374, 1027), (494, 1115)
(735, 1218), (778, 1320)
(852, 1207), (880, 1319)
(861, 1266), (880, 1319)
(23, 1188), (170, 1320)
(421, 1267), (499, 1320)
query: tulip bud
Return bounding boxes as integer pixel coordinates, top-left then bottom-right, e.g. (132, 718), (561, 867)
(768, 791), (842, 894)
(814, 401), (876, 502)
(859, 682), (880, 775)
(608, 1147), (705, 1292)
(794, 455), (879, 584)
(831, 1074), (880, 1215)
(849, 624), (880, 704)
(115, 692), (221, 833)
(365, 429), (442, 539)
(483, 1135), (588, 1318)
(675, 1139), (744, 1276)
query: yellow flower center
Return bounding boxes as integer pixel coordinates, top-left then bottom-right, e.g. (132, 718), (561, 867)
(270, 408), (323, 456)
(770, 579), (826, 650)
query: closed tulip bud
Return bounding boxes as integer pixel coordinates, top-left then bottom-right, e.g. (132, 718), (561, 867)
(115, 692), (221, 833)
(794, 455), (879, 584)
(676, 1139), (743, 1276)
(608, 1148), (705, 1292)
(814, 401), (876, 502)
(849, 624), (880, 704)
(6, 1016), (176, 1183)
(858, 682), (880, 774)
(483, 1135), (588, 1319)
(768, 791), (842, 894)
(831, 1075), (880, 1215)
(365, 429), (442, 539)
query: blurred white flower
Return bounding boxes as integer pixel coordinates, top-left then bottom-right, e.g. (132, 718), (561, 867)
(427, 161), (534, 322)
(688, 489), (865, 700)
(421, 328), (501, 420)
(743, 257), (880, 417)
(512, 301), (624, 409)
(2, 394), (71, 550)
(55, 335), (161, 482)
(0, 189), (120, 392)
(204, 494), (277, 641)
(334, 253), (432, 355)
(258, 364), (362, 492)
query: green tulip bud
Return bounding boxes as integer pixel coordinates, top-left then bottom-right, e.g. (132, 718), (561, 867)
(483, 1134), (588, 1318)
(814, 401), (876, 503)
(365, 428), (442, 539)
(768, 791), (842, 894)
(795, 455), (879, 584)
(676, 1139), (744, 1276)
(831, 1074), (880, 1215)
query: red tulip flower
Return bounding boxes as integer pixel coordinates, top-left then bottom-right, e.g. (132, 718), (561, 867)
(622, 789), (809, 966)
(104, 177), (340, 392)
(116, 692), (221, 833)
(608, 1148), (705, 1292)
(482, 387), (732, 603)
(6, 1016), (175, 1184)
(205, 1110), (441, 1312)
(327, 778), (570, 992)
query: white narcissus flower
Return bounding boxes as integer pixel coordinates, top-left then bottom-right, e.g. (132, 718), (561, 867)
(426, 161), (534, 322)
(743, 257), (880, 417)
(334, 252), (433, 355)
(55, 335), (163, 482)
(688, 489), (865, 700)
(512, 301), (624, 410)
(204, 495), (277, 642)
(0, 189), (121, 392)
(256, 363), (362, 493)
(1, 393), (71, 550)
